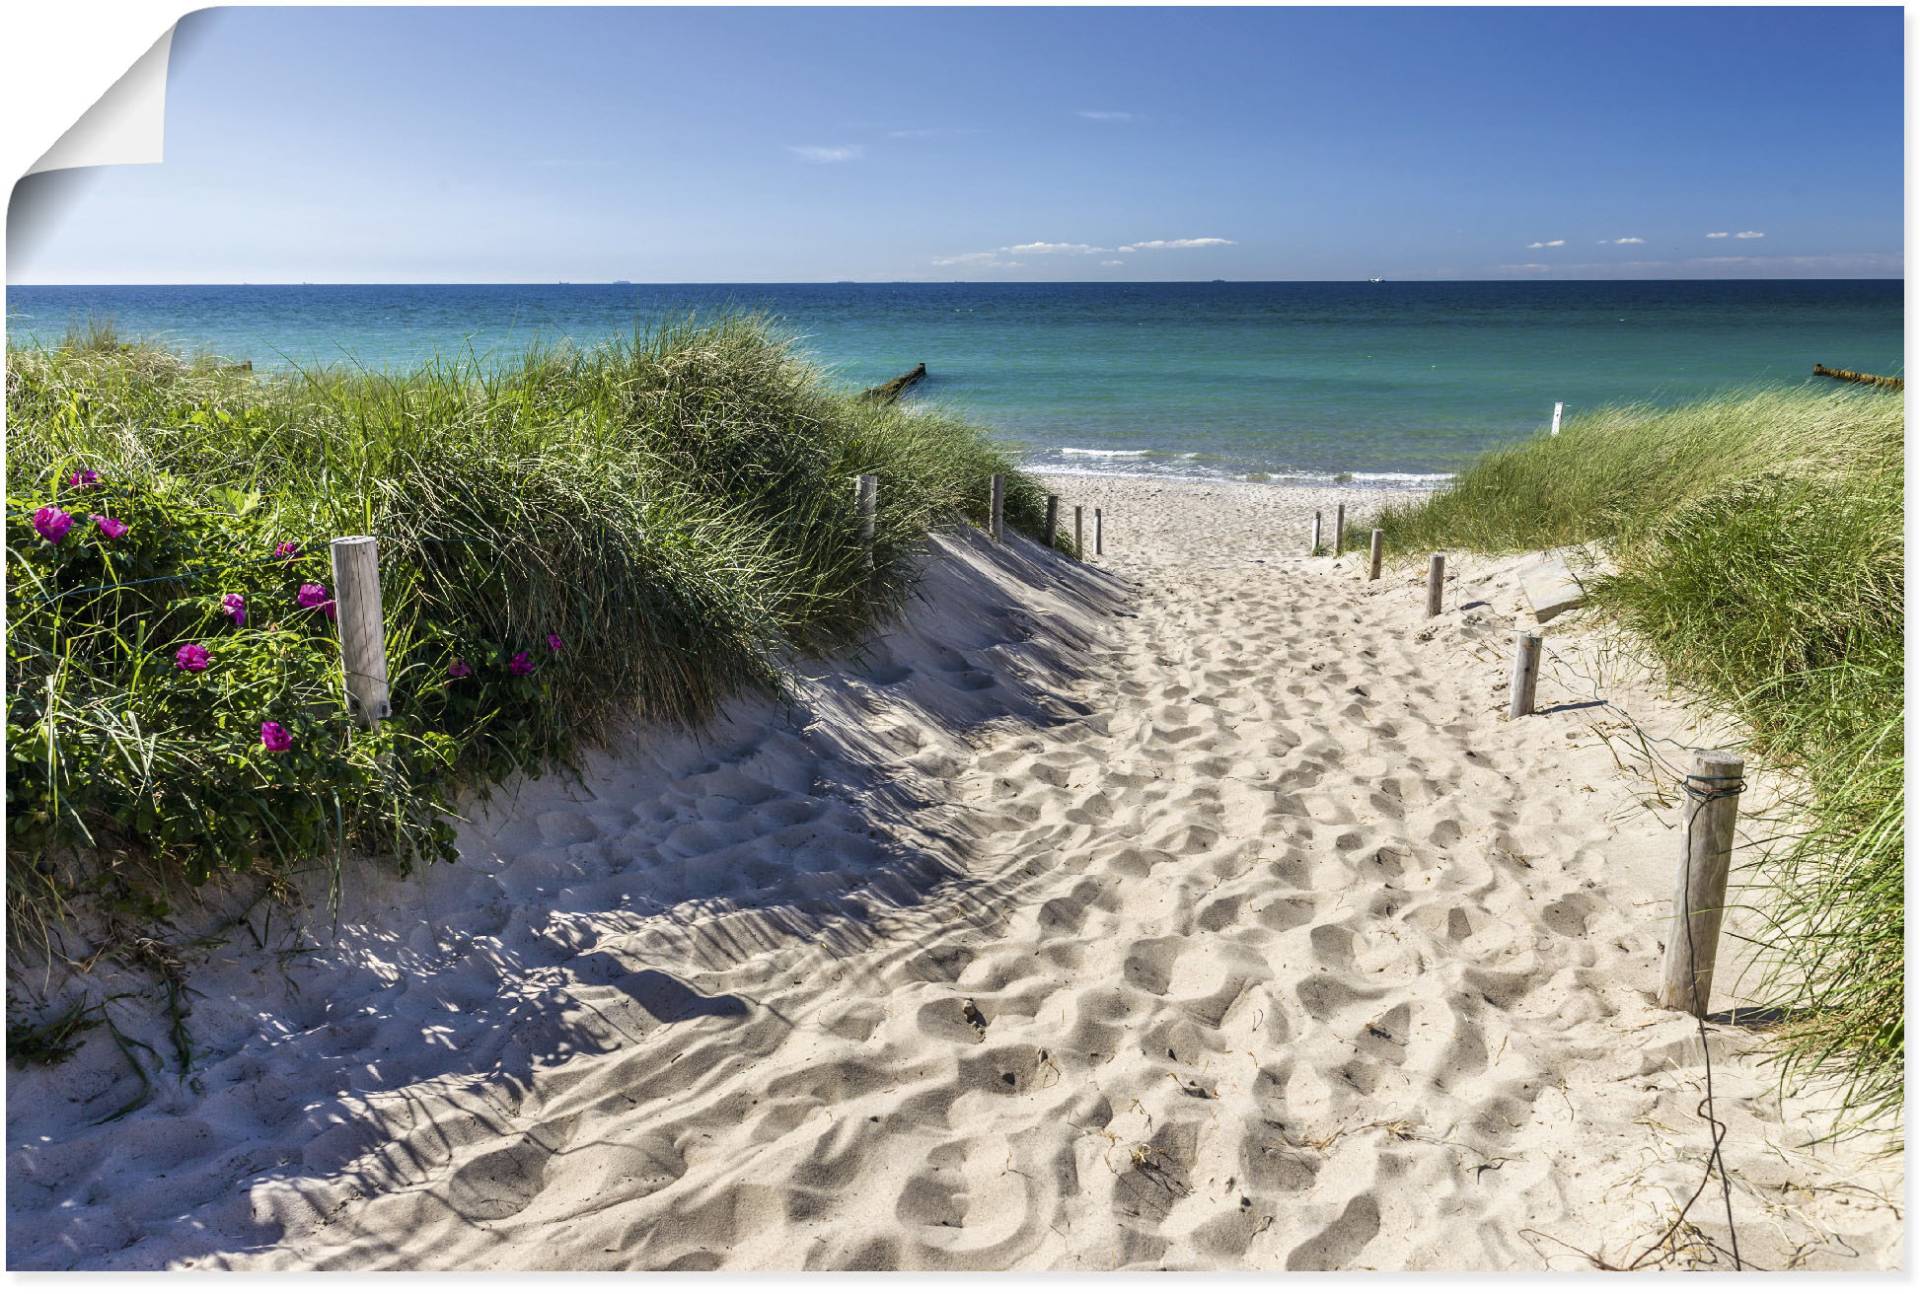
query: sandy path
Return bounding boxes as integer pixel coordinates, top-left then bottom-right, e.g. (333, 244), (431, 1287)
(7, 478), (1901, 1271)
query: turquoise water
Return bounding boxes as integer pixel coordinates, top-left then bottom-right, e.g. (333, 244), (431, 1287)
(6, 281), (1902, 481)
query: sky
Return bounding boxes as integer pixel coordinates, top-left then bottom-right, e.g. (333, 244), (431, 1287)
(8, 4), (1906, 283)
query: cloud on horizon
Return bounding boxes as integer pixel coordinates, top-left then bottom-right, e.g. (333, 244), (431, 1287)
(787, 144), (863, 163)
(1526, 239), (1566, 249)
(1734, 230), (1766, 239)
(1601, 236), (1646, 245)
(1008, 241), (1105, 255)
(1117, 237), (1235, 251)
(931, 250), (1021, 269)
(931, 236), (1234, 267)
(1706, 231), (1730, 238)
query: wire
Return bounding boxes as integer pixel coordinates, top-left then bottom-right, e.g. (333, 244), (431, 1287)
(1631, 770), (1746, 1270)
(29, 553), (301, 606)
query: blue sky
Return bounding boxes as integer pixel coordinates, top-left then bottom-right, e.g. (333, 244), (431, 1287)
(10, 5), (1905, 283)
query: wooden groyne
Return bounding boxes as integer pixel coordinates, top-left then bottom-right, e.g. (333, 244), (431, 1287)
(862, 363), (927, 404)
(1813, 363), (1902, 391)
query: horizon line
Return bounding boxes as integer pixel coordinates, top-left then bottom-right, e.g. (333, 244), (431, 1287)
(9, 276), (1906, 289)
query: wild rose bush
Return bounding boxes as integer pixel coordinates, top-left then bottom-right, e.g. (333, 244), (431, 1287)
(5, 467), (577, 902)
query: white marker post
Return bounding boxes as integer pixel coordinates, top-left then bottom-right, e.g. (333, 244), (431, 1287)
(330, 536), (390, 728)
(1550, 402), (1564, 437)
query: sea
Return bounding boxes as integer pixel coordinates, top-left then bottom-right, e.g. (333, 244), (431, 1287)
(5, 281), (1902, 483)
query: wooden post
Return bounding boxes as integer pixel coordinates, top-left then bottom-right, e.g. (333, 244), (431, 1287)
(1367, 529), (1384, 581)
(1659, 750), (1746, 1017)
(853, 473), (877, 565)
(1550, 401), (1564, 436)
(330, 536), (390, 728)
(1044, 493), (1059, 548)
(1094, 508), (1104, 556)
(1508, 630), (1542, 718)
(1424, 552), (1445, 617)
(989, 473), (1005, 543)
(1310, 510), (1322, 555)
(1074, 505), (1084, 556)
(1334, 502), (1346, 557)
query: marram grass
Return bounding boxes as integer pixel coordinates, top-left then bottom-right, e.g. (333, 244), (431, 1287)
(1378, 386), (1904, 1138)
(5, 317), (1064, 942)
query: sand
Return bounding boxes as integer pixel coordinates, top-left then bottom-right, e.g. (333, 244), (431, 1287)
(5, 475), (1902, 1271)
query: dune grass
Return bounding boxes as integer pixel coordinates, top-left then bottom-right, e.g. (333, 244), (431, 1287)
(5, 316), (1062, 943)
(1377, 387), (1904, 1136)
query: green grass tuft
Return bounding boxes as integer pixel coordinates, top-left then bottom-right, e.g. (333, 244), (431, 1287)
(1377, 386), (1904, 1137)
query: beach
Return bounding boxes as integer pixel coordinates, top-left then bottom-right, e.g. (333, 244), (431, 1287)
(6, 474), (1900, 1271)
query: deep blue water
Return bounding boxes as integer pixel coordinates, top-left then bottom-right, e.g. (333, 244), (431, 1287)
(6, 280), (1902, 480)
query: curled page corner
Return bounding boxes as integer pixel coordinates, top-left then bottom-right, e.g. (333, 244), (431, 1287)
(26, 24), (178, 177)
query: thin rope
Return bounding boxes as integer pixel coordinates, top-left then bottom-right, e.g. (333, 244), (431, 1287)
(29, 552), (298, 606)
(1631, 769), (1746, 1270)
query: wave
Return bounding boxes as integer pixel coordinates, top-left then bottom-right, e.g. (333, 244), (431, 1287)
(1059, 447), (1153, 459)
(1342, 471), (1456, 484)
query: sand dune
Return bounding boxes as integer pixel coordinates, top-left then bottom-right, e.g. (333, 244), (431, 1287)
(6, 478), (1901, 1271)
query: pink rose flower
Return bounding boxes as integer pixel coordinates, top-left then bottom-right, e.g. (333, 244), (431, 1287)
(90, 514), (128, 540)
(175, 643), (210, 672)
(260, 721), (292, 753)
(508, 651), (535, 677)
(31, 507), (73, 545)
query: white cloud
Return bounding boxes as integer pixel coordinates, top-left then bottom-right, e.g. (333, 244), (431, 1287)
(1500, 263), (1554, 273)
(1526, 239), (1566, 249)
(933, 236), (1234, 269)
(1008, 241), (1105, 255)
(787, 144), (863, 163)
(932, 251), (1017, 268)
(1077, 110), (1135, 122)
(1734, 230), (1766, 239)
(885, 127), (978, 139)
(1706, 231), (1730, 239)
(1604, 236), (1645, 245)
(1116, 237), (1236, 251)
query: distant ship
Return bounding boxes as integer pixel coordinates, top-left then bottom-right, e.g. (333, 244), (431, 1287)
(612, 279), (631, 285)
(1368, 276), (1385, 283)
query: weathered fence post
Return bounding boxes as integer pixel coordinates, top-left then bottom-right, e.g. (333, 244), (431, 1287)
(1044, 493), (1059, 548)
(1074, 505), (1084, 556)
(1659, 750), (1746, 1016)
(1508, 630), (1542, 718)
(1094, 507), (1104, 556)
(1334, 502), (1346, 557)
(853, 473), (878, 566)
(989, 473), (1005, 543)
(1368, 529), (1384, 581)
(1310, 510), (1322, 555)
(1425, 552), (1445, 617)
(1551, 401), (1564, 436)
(330, 536), (390, 728)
